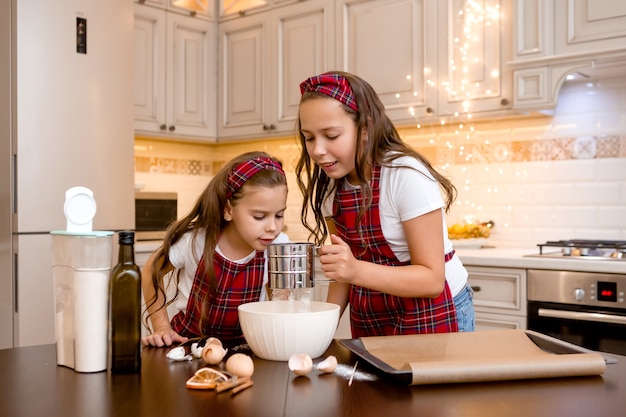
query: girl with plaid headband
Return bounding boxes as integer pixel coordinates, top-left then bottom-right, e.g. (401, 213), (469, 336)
(296, 71), (475, 336)
(141, 151), (289, 347)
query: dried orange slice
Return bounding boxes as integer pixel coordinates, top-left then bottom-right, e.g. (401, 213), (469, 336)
(185, 367), (230, 390)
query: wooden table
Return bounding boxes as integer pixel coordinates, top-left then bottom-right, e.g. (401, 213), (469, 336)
(1, 341), (625, 417)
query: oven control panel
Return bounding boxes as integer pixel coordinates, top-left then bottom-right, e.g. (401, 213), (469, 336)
(528, 270), (626, 308)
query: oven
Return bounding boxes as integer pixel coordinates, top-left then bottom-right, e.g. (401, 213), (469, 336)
(527, 269), (626, 356)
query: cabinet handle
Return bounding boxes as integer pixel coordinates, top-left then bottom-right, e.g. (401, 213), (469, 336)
(238, 10), (246, 16)
(471, 286), (481, 292)
(500, 98), (509, 106)
(425, 107), (434, 115)
(263, 124), (277, 131)
(270, 124), (276, 130)
(159, 124), (167, 131)
(168, 125), (176, 132)
(189, 11), (196, 17)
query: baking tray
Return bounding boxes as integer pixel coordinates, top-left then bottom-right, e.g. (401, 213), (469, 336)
(339, 330), (618, 385)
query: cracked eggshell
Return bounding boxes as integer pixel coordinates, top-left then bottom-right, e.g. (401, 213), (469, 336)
(317, 355), (338, 373)
(225, 353), (254, 378)
(205, 337), (223, 347)
(166, 346), (192, 361)
(288, 353), (313, 376)
(202, 342), (228, 365)
(191, 342), (204, 358)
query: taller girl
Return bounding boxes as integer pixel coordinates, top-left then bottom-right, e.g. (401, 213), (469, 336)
(296, 71), (474, 336)
(141, 151), (289, 347)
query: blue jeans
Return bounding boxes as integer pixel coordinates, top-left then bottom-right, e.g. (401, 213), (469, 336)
(453, 284), (475, 332)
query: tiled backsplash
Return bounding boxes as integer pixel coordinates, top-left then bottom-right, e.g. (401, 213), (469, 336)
(135, 76), (626, 247)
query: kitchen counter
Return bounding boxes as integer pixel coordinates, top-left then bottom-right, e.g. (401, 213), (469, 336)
(1, 341), (625, 417)
(456, 246), (626, 274)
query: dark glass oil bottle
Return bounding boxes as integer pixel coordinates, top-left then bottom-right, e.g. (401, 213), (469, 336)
(110, 231), (141, 373)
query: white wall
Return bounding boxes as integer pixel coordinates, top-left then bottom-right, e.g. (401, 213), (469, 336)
(437, 76), (626, 246)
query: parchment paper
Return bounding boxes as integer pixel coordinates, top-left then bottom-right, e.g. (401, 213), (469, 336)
(360, 329), (607, 385)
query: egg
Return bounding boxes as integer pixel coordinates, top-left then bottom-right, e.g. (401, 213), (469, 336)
(316, 355), (338, 373)
(288, 353), (313, 376)
(225, 353), (254, 378)
(202, 340), (228, 365)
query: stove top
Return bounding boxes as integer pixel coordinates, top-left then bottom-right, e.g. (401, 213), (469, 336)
(528, 240), (626, 261)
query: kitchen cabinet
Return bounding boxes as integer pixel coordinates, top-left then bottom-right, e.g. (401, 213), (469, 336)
(134, 3), (217, 141)
(336, 0), (434, 123)
(466, 266), (527, 331)
(136, 0), (214, 20)
(512, 0), (626, 110)
(555, 0), (626, 56)
(336, 0), (512, 126)
(436, 0), (513, 117)
(217, 0), (334, 139)
(219, 0), (301, 20)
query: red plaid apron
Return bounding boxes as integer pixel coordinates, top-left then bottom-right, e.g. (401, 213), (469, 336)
(333, 164), (458, 337)
(170, 250), (265, 345)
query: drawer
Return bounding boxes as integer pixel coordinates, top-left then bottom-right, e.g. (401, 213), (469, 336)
(475, 311), (526, 331)
(467, 266), (527, 316)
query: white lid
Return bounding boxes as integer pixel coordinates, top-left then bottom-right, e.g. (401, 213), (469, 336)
(64, 186), (97, 233)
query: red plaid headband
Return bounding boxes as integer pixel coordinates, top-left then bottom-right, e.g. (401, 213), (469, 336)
(299, 72), (358, 112)
(226, 156), (285, 199)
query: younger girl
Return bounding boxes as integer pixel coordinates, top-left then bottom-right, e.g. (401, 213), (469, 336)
(296, 71), (475, 336)
(141, 151), (289, 347)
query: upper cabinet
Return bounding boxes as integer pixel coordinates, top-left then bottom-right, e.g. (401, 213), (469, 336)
(336, 0), (512, 126)
(512, 0), (626, 111)
(219, 0), (301, 20)
(437, 0), (512, 117)
(134, 3), (217, 141)
(133, 0), (626, 142)
(336, 0), (434, 123)
(217, 0), (335, 139)
(137, 0), (214, 20)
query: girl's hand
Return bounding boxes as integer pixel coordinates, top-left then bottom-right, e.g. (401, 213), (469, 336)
(318, 234), (358, 283)
(142, 326), (188, 347)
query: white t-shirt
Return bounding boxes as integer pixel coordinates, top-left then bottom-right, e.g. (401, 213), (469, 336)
(322, 155), (467, 297)
(168, 231), (290, 314)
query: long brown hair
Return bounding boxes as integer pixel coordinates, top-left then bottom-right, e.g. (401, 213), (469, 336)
(143, 151), (287, 334)
(295, 71), (457, 246)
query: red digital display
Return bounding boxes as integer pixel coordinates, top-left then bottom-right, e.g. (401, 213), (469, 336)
(597, 281), (617, 302)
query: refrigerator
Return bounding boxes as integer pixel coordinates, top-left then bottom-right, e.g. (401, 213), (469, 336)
(1, 0), (135, 348)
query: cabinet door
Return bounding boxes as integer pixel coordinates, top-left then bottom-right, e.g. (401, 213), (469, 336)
(273, 0), (335, 132)
(166, 13), (216, 139)
(475, 312), (526, 331)
(219, 0), (333, 139)
(218, 13), (268, 137)
(167, 0), (213, 20)
(466, 266), (527, 316)
(438, 0), (512, 116)
(512, 0), (554, 60)
(220, 0), (270, 18)
(138, 0), (214, 20)
(555, 0), (626, 55)
(134, 5), (167, 133)
(337, 0), (432, 124)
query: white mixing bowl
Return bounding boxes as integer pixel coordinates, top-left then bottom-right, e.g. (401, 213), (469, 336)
(238, 301), (340, 361)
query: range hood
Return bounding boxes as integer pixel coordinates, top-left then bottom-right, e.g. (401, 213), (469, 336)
(513, 53), (626, 113)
